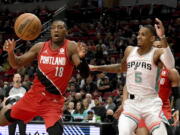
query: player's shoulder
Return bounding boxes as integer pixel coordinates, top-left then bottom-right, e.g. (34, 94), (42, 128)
(30, 42), (45, 52)
(66, 40), (78, 57)
(68, 40), (77, 48)
(31, 42), (44, 49)
(34, 42), (45, 47)
(124, 45), (135, 55)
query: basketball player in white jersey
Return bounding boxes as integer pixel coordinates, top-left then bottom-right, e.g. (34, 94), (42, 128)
(89, 18), (175, 135)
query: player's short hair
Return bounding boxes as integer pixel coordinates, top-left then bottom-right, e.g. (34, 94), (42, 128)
(139, 25), (156, 36)
(51, 20), (67, 29)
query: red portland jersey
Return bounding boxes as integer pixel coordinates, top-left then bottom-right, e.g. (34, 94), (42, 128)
(158, 68), (172, 119)
(33, 40), (74, 95)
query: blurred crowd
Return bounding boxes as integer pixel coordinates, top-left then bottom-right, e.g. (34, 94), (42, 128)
(0, 1), (180, 128)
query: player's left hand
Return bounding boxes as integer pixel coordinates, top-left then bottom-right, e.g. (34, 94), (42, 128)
(77, 42), (87, 58)
(172, 110), (179, 126)
(154, 18), (165, 38)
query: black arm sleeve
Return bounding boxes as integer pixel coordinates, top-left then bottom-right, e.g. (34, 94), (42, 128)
(172, 87), (180, 110)
(77, 58), (90, 78)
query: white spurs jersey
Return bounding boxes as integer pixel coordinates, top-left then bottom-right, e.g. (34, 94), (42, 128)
(126, 46), (159, 96)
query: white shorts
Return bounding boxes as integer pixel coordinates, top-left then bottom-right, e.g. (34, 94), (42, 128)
(122, 95), (163, 132)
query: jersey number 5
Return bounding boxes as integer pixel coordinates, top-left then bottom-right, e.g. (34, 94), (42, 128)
(55, 67), (64, 77)
(135, 72), (142, 83)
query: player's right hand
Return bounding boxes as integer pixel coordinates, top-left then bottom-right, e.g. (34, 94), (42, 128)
(113, 105), (123, 119)
(3, 39), (16, 53)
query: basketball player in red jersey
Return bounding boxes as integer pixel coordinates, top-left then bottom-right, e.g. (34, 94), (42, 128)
(0, 20), (90, 135)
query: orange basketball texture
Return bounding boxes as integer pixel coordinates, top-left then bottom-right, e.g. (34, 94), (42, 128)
(14, 13), (42, 40)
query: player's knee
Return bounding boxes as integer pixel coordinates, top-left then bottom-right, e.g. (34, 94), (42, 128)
(47, 119), (63, 135)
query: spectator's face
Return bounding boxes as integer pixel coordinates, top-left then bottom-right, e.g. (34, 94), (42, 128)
(107, 97), (113, 104)
(13, 74), (21, 83)
(83, 99), (89, 107)
(86, 94), (92, 101)
(76, 102), (82, 110)
(80, 90), (85, 97)
(75, 93), (81, 100)
(94, 99), (100, 106)
(98, 73), (105, 79)
(50, 20), (67, 43)
(87, 112), (94, 120)
(68, 102), (74, 109)
(137, 27), (154, 48)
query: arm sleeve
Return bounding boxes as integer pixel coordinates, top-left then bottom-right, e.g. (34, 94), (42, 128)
(77, 58), (90, 78)
(160, 47), (175, 69)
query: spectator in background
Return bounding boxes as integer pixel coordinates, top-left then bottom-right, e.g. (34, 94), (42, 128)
(63, 102), (74, 122)
(67, 101), (75, 115)
(72, 102), (85, 122)
(85, 93), (95, 109)
(97, 73), (112, 100)
(104, 109), (114, 123)
(73, 92), (82, 105)
(92, 98), (106, 122)
(4, 73), (27, 135)
(85, 110), (96, 123)
(105, 96), (116, 111)
(82, 75), (97, 93)
(82, 98), (90, 117)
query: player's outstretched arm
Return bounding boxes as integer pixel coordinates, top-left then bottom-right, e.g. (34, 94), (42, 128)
(89, 46), (133, 73)
(3, 39), (43, 69)
(155, 18), (175, 69)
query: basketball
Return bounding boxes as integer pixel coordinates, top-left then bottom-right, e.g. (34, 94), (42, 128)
(14, 13), (42, 40)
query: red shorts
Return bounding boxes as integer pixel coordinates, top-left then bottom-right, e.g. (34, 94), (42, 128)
(138, 119), (147, 128)
(11, 86), (64, 129)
